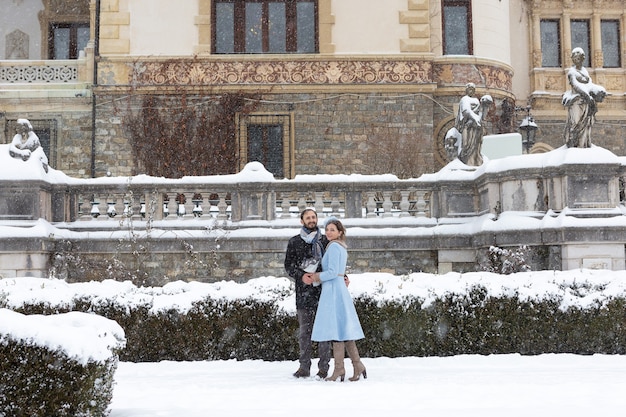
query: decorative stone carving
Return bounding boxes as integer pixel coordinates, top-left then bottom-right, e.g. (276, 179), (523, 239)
(9, 119), (49, 172)
(0, 64), (77, 83)
(6, 30), (28, 59)
(446, 83), (493, 166)
(562, 48), (606, 148)
(130, 59), (433, 86)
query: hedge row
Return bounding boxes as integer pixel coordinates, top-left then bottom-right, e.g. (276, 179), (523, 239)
(8, 286), (626, 362)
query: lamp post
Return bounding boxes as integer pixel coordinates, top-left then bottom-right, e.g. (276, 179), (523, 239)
(516, 105), (538, 154)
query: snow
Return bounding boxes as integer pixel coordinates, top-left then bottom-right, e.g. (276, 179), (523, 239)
(2, 271), (626, 415)
(0, 309), (125, 365)
(109, 354), (626, 417)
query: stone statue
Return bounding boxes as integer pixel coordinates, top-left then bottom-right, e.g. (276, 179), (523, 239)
(453, 83), (493, 166)
(9, 118), (49, 172)
(562, 47), (606, 148)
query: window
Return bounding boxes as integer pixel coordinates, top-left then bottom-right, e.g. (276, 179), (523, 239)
(237, 113), (294, 178)
(540, 20), (561, 67)
(442, 0), (473, 55)
(571, 20), (591, 67)
(48, 23), (89, 59)
(601, 20), (621, 68)
(213, 0), (317, 54)
(248, 124), (284, 177)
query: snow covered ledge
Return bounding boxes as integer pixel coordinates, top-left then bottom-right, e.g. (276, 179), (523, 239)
(0, 309), (126, 416)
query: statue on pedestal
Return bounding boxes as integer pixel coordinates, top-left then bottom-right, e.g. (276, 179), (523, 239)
(562, 47), (606, 148)
(9, 118), (49, 172)
(448, 83), (493, 166)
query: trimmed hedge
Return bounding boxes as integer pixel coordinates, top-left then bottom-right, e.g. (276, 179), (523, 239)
(0, 338), (118, 417)
(6, 285), (626, 362)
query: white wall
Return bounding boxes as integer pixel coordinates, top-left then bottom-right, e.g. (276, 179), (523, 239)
(472, 0), (511, 64)
(0, 0), (43, 60)
(129, 0), (198, 55)
(508, 0), (532, 104)
(331, 0), (408, 54)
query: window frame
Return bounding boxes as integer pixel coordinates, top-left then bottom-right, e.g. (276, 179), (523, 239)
(539, 19), (562, 68)
(441, 0), (473, 55)
(570, 19), (591, 68)
(212, 0), (319, 54)
(601, 19), (621, 68)
(236, 113), (295, 178)
(48, 22), (90, 59)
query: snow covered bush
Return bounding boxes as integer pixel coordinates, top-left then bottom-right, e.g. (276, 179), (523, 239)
(0, 310), (125, 417)
(480, 245), (532, 274)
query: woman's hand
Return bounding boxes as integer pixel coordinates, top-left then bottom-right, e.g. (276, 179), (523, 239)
(302, 273), (315, 285)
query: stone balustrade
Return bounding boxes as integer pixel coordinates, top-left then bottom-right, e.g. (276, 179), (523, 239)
(0, 60), (79, 84)
(3, 148), (626, 281)
(58, 175), (433, 225)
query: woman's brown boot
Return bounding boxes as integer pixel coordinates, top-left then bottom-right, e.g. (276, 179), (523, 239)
(345, 340), (367, 381)
(325, 341), (345, 382)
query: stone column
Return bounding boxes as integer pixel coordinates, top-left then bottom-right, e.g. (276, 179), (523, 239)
(531, 12), (542, 68)
(562, 11), (572, 64)
(592, 11), (603, 68)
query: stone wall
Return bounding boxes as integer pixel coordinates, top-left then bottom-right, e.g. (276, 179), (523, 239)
(92, 92), (437, 179)
(531, 118), (626, 155)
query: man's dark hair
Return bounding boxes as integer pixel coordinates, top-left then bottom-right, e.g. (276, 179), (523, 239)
(300, 208), (317, 220)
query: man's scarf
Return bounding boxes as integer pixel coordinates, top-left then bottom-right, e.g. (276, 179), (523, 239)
(300, 227), (324, 261)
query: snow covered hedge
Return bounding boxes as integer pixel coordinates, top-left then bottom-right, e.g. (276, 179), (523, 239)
(0, 310), (125, 417)
(1, 270), (626, 362)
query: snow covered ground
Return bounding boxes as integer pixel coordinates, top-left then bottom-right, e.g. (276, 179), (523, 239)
(110, 354), (626, 416)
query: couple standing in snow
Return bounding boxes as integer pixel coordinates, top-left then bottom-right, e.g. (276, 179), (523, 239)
(284, 209), (366, 382)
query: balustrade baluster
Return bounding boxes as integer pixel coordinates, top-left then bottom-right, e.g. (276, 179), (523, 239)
(192, 194), (203, 218)
(217, 192), (228, 220)
(399, 190), (410, 217)
(95, 194), (108, 220)
(132, 193), (143, 221)
(176, 193), (187, 218)
(314, 192), (325, 216)
(382, 191), (393, 217)
(106, 194), (117, 218)
(366, 192), (377, 218)
(122, 199), (132, 218)
(90, 194), (100, 219)
(281, 193), (291, 218)
(415, 191), (427, 217)
(141, 191), (156, 220)
(297, 196), (307, 213)
(162, 193), (173, 219)
(330, 193), (341, 217)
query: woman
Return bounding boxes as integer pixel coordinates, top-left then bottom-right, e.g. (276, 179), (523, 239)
(562, 47), (606, 148)
(303, 218), (366, 382)
(455, 83), (492, 166)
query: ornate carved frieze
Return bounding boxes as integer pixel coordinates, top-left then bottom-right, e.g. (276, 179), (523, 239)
(128, 59), (434, 86)
(433, 63), (513, 91)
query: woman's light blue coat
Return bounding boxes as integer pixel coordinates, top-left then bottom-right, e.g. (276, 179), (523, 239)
(311, 241), (364, 342)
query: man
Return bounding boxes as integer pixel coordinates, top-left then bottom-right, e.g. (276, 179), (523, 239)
(284, 208), (331, 378)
